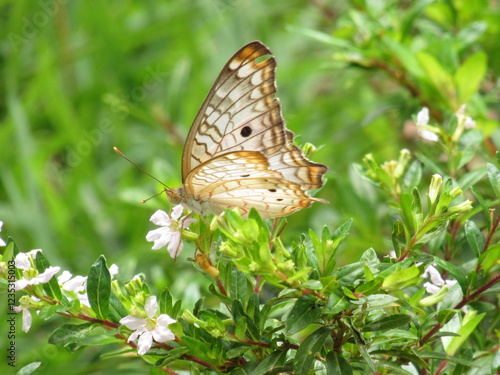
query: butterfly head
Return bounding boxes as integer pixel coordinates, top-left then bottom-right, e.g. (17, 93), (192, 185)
(165, 187), (184, 206)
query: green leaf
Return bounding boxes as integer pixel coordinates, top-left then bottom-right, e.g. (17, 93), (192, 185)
(457, 166), (487, 191)
(158, 288), (173, 315)
(465, 220), (484, 258)
(363, 314), (411, 332)
(250, 350), (288, 375)
(48, 323), (95, 352)
(402, 160), (423, 192)
(392, 220), (405, 258)
(326, 351), (353, 375)
(455, 51), (487, 104)
(417, 52), (457, 108)
(470, 186), (491, 229)
(479, 243), (500, 273)
(87, 256), (111, 319)
(432, 258), (468, 294)
(182, 336), (220, 365)
(487, 163), (500, 199)
(355, 277), (384, 296)
(286, 295), (321, 334)
(382, 266), (421, 291)
(34, 251), (62, 300)
(15, 362), (42, 375)
(108, 293), (128, 323)
(235, 316), (248, 340)
(382, 37), (424, 79)
(415, 152), (446, 176)
(444, 313), (485, 356)
(400, 193), (416, 232)
(294, 326), (333, 375)
(230, 266), (248, 302)
(420, 351), (476, 367)
(232, 300), (259, 340)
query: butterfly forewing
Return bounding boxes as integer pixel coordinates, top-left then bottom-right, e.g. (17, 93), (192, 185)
(182, 41), (289, 180)
(176, 41), (328, 219)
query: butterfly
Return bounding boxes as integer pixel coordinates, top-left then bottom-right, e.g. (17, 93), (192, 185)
(166, 41), (328, 219)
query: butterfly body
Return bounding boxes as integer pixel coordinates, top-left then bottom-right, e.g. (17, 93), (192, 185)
(168, 41), (328, 219)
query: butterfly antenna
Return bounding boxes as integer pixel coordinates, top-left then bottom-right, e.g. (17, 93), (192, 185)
(113, 147), (171, 191)
(139, 190), (168, 204)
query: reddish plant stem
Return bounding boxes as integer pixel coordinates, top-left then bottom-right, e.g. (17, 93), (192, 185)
(435, 359), (448, 374)
(420, 273), (500, 347)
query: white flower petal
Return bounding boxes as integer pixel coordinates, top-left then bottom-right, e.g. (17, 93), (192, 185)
(58, 271), (73, 284)
(157, 314), (177, 327)
(120, 315), (147, 330)
(150, 210), (171, 226)
(21, 308), (32, 332)
(33, 266), (61, 284)
(14, 279), (30, 291)
(167, 231), (183, 258)
(464, 116), (476, 129)
(181, 218), (197, 229)
(423, 282), (440, 294)
(128, 326), (147, 343)
(77, 293), (91, 308)
(137, 331), (154, 355)
(0, 221), (3, 231)
(109, 264), (119, 277)
(145, 296), (158, 318)
(416, 107), (429, 126)
(62, 275), (87, 292)
(28, 249), (42, 258)
(146, 227), (173, 250)
(0, 237), (5, 247)
(171, 205), (184, 220)
(425, 266), (445, 286)
(153, 325), (175, 343)
(445, 279), (457, 288)
(419, 129), (439, 142)
(14, 253), (31, 270)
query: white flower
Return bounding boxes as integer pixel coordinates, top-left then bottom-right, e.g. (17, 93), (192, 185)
(120, 296), (176, 355)
(58, 271), (91, 307)
(13, 296), (41, 332)
(14, 249), (42, 269)
(14, 250), (60, 291)
(109, 264), (119, 278)
(455, 104), (476, 129)
(146, 205), (197, 258)
(423, 265), (457, 294)
(0, 221), (6, 246)
(59, 271), (86, 292)
(415, 107), (439, 142)
(416, 107), (429, 126)
(13, 306), (33, 333)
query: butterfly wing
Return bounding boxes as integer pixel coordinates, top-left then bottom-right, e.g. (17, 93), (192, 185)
(182, 151), (326, 219)
(182, 41), (327, 190)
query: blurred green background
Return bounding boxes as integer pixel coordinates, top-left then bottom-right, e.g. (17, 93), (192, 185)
(1, 0), (498, 374)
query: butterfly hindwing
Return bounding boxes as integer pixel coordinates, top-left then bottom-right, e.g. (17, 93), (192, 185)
(184, 151), (322, 219)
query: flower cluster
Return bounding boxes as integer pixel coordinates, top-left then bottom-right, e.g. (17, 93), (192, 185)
(415, 105), (476, 143)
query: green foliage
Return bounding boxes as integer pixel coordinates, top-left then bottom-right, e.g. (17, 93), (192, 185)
(1, 1), (499, 374)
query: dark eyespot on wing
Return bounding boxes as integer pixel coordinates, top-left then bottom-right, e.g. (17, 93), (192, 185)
(240, 126), (252, 137)
(277, 198), (283, 201)
(269, 189), (277, 192)
(241, 174), (250, 177)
